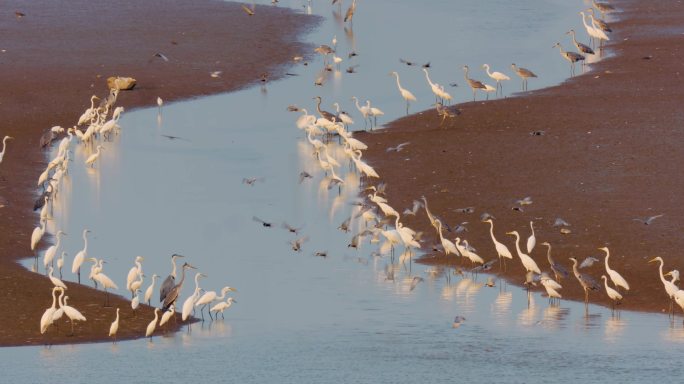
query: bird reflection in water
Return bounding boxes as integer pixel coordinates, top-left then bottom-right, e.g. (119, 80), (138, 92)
(604, 315), (626, 343)
(517, 294), (538, 327)
(491, 291), (513, 327)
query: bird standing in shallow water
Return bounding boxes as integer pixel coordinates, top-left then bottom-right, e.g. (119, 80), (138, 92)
(569, 257), (600, 304)
(600, 247), (629, 291)
(390, 71), (416, 115)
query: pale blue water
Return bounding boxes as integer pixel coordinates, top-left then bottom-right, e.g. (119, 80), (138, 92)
(6, 0), (682, 382)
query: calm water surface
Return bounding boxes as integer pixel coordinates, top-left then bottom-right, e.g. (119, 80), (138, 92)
(5, 0), (681, 382)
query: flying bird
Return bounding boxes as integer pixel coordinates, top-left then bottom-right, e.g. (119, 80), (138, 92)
(152, 52), (169, 62)
(386, 142), (410, 152)
(633, 214), (664, 225)
(252, 216), (272, 227)
(241, 4), (255, 15)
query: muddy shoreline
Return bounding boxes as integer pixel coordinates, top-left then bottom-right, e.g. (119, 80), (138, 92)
(359, 0), (684, 313)
(0, 0), (317, 346)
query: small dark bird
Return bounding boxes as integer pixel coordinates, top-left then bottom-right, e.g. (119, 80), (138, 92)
(260, 73), (269, 83)
(338, 217), (351, 232)
(15, 11), (26, 19)
(400, 58), (416, 66)
(346, 65), (360, 73)
(242, 177), (264, 186)
(287, 105), (300, 112)
(410, 276), (424, 291)
(347, 51), (358, 59)
(299, 171), (313, 183)
(422, 62), (431, 68)
(480, 212), (495, 221)
(281, 222), (302, 234)
(161, 134), (189, 141)
(290, 236), (309, 252)
(553, 218), (571, 227)
(453, 207), (475, 214)
(348, 233), (361, 249)
(452, 316), (466, 328)
(252, 216), (272, 227)
(579, 256), (599, 269)
(530, 130), (545, 136)
(314, 251), (327, 258)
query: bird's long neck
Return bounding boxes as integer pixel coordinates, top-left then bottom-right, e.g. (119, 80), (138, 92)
(463, 67), (469, 81)
(487, 221), (497, 243)
(580, 13), (591, 29)
(484, 65), (492, 77)
(604, 250), (610, 271)
(658, 260), (667, 285)
(115, 309), (119, 322)
(194, 274), (202, 290)
(1, 137), (8, 154)
(50, 289), (58, 309)
(530, 222), (535, 235)
(571, 31), (579, 45)
(424, 70), (433, 86)
(216, 291), (227, 301)
(437, 222), (445, 242)
(153, 309), (159, 322)
(83, 232), (88, 252)
(394, 74), (402, 90)
(55, 234), (62, 249)
(513, 233), (523, 256)
(178, 266), (188, 287)
(316, 98), (323, 114)
(58, 290), (65, 308)
(572, 259), (580, 277)
(171, 259), (178, 278)
(354, 98), (362, 111)
(546, 247), (553, 264)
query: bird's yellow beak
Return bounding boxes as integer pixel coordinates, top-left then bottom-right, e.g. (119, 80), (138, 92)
(665, 271), (673, 276)
(648, 257), (658, 263)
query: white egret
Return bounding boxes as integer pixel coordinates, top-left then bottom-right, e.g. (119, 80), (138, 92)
(146, 308), (160, 339)
(144, 274), (158, 306)
(126, 256), (144, 296)
(588, 13), (610, 44)
(61, 296), (86, 335)
(57, 251), (66, 279)
(210, 297), (237, 319)
(93, 260), (118, 307)
(649, 256), (679, 315)
(351, 96), (371, 128)
(51, 288), (66, 323)
(366, 100), (384, 128)
(481, 64), (510, 95)
(182, 272), (207, 321)
(157, 97), (163, 113)
(0, 135), (13, 167)
(599, 247), (629, 291)
(130, 273), (144, 299)
(332, 103), (354, 127)
(461, 239), (484, 265)
(437, 219), (458, 256)
(483, 219), (513, 270)
(160, 253), (184, 303)
(43, 230), (66, 271)
(526, 221), (536, 254)
(196, 286), (237, 321)
(85, 145), (104, 167)
(109, 308), (120, 342)
(40, 287), (62, 334)
(30, 219), (47, 254)
(131, 289), (141, 313)
(295, 109), (316, 130)
(422, 68), (452, 104)
(48, 266), (67, 289)
(540, 273), (562, 304)
(160, 305), (175, 327)
(506, 231), (541, 274)
(71, 229), (91, 284)
(77, 95), (99, 126)
(390, 71), (417, 114)
(601, 275), (623, 309)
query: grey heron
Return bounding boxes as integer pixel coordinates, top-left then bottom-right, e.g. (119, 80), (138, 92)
(161, 262), (197, 312)
(542, 242), (569, 281)
(510, 64), (537, 91)
(159, 253), (184, 303)
(569, 257), (600, 303)
(462, 65), (486, 101)
(552, 42), (585, 76)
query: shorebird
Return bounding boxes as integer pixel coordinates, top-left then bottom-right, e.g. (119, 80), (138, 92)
(542, 242), (569, 281)
(599, 247), (630, 291)
(313, 96), (336, 121)
(586, 8), (612, 32)
(344, 0), (357, 24)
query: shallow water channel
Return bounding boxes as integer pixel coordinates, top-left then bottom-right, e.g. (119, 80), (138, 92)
(6, 0), (682, 382)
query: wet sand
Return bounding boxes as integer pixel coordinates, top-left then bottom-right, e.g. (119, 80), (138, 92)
(360, 0), (684, 313)
(0, 1), (316, 346)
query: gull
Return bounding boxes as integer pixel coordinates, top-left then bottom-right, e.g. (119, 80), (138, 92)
(410, 276), (424, 291)
(453, 222), (469, 233)
(453, 207), (475, 214)
(252, 216), (272, 227)
(403, 200), (423, 216)
(290, 236), (309, 252)
(282, 222), (302, 234)
(299, 171), (312, 183)
(480, 212), (495, 221)
(386, 142), (410, 152)
(348, 233), (362, 249)
(553, 218), (571, 227)
(210, 71), (223, 78)
(516, 196), (533, 206)
(287, 105), (300, 112)
(348, 51), (358, 59)
(152, 52), (169, 62)
(633, 214), (664, 225)
(579, 256), (599, 269)
(15, 11), (26, 19)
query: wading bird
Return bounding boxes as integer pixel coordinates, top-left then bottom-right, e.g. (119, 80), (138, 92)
(85, 145), (104, 167)
(61, 296), (86, 336)
(71, 229), (91, 284)
(552, 42), (585, 76)
(649, 256), (679, 316)
(0, 136), (14, 168)
(506, 231), (541, 274)
(484, 219), (513, 270)
(569, 257), (600, 303)
(161, 262), (196, 312)
(600, 247), (629, 291)
(210, 297), (237, 319)
(481, 64), (510, 96)
(146, 308), (160, 339)
(196, 286), (237, 321)
(542, 242), (569, 281)
(566, 29), (595, 55)
(526, 221), (536, 254)
(160, 254), (184, 303)
(109, 308), (120, 342)
(510, 64), (537, 91)
(43, 230), (66, 272)
(462, 65), (486, 101)
(126, 256), (144, 297)
(182, 272), (207, 321)
(144, 274), (158, 306)
(390, 71), (416, 114)
(40, 287), (62, 334)
(601, 275), (623, 310)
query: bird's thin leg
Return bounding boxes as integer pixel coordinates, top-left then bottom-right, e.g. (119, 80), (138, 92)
(405, 100), (409, 115)
(77, 269), (81, 284)
(59, 268), (62, 279)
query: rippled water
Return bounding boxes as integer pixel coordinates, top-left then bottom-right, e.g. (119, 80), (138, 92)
(5, 0), (682, 382)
